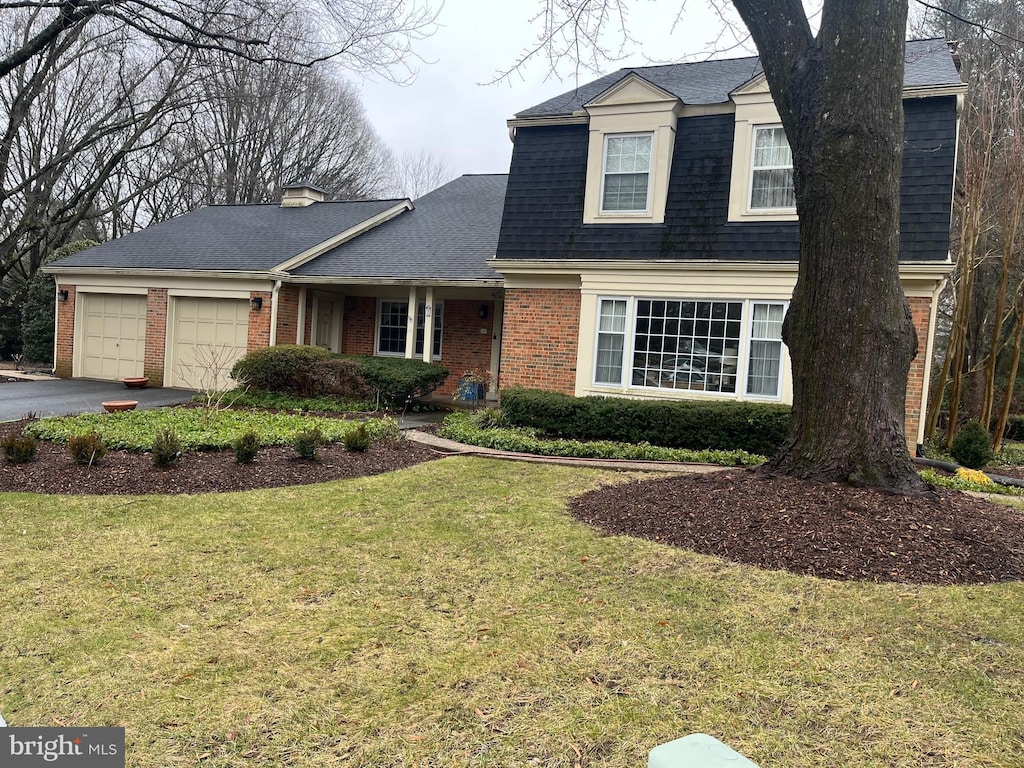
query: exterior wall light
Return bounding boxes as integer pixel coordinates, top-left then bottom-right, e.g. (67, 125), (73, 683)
(251, 296), (263, 311)
(58, 290), (69, 302)
(479, 304), (488, 319)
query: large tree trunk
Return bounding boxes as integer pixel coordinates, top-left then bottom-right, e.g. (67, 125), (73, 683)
(733, 0), (927, 493)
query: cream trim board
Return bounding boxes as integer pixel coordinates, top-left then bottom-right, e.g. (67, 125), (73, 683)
(73, 285), (147, 296)
(58, 273), (272, 293)
(167, 287), (250, 300)
(585, 73), (679, 107)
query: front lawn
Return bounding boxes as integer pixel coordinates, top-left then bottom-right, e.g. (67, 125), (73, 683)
(1, 459), (1021, 766)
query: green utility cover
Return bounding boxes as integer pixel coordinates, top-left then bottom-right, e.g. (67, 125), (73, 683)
(648, 733), (761, 768)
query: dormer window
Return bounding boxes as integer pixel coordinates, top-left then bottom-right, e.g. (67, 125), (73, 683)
(601, 134), (653, 213)
(750, 126), (795, 210)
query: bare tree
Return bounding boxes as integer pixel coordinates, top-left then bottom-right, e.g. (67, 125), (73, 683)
(0, 0), (438, 81)
(389, 148), (454, 199)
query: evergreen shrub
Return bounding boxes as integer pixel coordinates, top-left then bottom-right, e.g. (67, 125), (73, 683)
(2, 433), (38, 464)
(343, 422), (371, 452)
(68, 431), (106, 466)
(498, 387), (790, 455)
(230, 345), (335, 396)
(292, 427), (324, 460)
(233, 429), (260, 464)
(152, 427), (183, 468)
(950, 420), (994, 469)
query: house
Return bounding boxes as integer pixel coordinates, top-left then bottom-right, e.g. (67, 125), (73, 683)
(491, 38), (964, 450)
(46, 175), (507, 395)
(48, 39), (962, 451)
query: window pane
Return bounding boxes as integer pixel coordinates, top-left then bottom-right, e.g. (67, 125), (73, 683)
(603, 135), (652, 212)
(751, 127), (795, 209)
(414, 302), (443, 358)
(595, 299), (627, 385)
(630, 299), (741, 393)
(378, 301), (408, 354)
(746, 303), (785, 397)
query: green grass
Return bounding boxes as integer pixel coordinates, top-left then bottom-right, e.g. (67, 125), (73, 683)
(1, 459), (1022, 766)
(24, 407), (399, 450)
(438, 410), (765, 466)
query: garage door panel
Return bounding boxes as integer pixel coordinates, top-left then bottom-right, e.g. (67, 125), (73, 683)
(79, 294), (146, 381)
(169, 297), (249, 391)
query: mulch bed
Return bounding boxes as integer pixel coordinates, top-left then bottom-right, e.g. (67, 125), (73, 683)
(571, 467), (1024, 585)
(0, 419), (442, 495)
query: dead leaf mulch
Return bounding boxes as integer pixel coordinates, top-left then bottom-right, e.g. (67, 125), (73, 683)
(570, 467), (1024, 585)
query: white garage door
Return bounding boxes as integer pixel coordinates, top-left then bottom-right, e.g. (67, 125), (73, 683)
(80, 293), (146, 380)
(169, 297), (249, 391)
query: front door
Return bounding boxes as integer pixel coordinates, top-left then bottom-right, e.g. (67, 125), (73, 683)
(314, 297), (339, 352)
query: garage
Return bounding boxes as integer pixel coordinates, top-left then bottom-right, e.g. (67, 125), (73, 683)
(167, 297), (250, 390)
(78, 293), (147, 380)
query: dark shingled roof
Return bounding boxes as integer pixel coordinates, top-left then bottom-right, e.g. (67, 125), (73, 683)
(291, 174), (507, 282)
(51, 199), (405, 272)
(517, 38), (961, 118)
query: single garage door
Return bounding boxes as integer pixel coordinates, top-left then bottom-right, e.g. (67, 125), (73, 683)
(80, 293), (147, 380)
(168, 297), (249, 391)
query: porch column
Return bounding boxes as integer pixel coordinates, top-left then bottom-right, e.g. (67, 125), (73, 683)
(489, 298), (503, 397)
(421, 286), (434, 363)
(404, 285), (417, 359)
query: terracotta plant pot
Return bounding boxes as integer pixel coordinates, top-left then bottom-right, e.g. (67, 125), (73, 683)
(123, 377), (149, 389)
(103, 400), (138, 413)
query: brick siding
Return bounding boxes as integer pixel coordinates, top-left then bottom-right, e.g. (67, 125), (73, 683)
(499, 288), (580, 394)
(144, 288), (168, 387)
(276, 285), (300, 344)
(342, 296), (376, 355)
(248, 291), (272, 351)
(905, 295), (933, 448)
(54, 285), (76, 378)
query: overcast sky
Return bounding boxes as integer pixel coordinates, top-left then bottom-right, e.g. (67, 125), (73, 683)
(356, 1), (752, 180)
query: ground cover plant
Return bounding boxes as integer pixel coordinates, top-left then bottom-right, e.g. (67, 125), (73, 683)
(1, 459), (1022, 767)
(438, 411), (765, 466)
(25, 407), (399, 451)
(213, 390), (375, 414)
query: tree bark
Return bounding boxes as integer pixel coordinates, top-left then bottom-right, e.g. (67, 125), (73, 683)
(732, 0), (927, 493)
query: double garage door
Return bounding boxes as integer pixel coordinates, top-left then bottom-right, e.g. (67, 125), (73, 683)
(78, 293), (249, 390)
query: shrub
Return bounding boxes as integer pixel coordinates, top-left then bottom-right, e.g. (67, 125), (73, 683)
(151, 427), (183, 468)
(950, 420), (994, 469)
(233, 429), (260, 464)
(2, 433), (38, 464)
(68, 431), (106, 466)
(352, 355), (449, 408)
(343, 422), (371, 452)
(230, 345), (335, 396)
(292, 427), (324, 460)
(498, 387), (790, 455)
(313, 358), (373, 400)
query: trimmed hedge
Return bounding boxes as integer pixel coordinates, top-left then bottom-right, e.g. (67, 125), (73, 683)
(498, 387), (790, 455)
(230, 346), (448, 407)
(231, 345), (334, 396)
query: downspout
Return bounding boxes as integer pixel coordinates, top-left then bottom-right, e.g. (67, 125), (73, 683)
(269, 280), (282, 347)
(296, 286), (307, 345)
(51, 282), (61, 375)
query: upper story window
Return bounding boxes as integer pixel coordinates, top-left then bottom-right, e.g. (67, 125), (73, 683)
(750, 126), (795, 210)
(601, 134), (652, 213)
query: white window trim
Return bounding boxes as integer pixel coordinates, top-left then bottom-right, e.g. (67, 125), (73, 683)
(727, 93), (800, 223)
(589, 296), (788, 402)
(747, 124), (796, 214)
(374, 298), (443, 360)
(593, 296), (630, 386)
(598, 133), (653, 216)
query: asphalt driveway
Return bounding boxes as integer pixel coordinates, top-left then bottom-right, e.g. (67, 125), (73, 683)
(0, 378), (193, 421)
